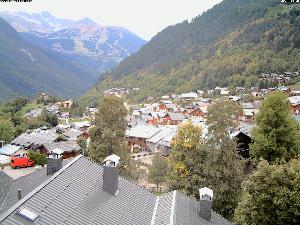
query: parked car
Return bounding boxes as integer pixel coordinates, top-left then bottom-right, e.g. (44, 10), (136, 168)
(11, 154), (35, 169)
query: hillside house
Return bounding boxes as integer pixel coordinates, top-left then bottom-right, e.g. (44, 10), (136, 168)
(242, 109), (259, 124)
(126, 125), (160, 152)
(146, 126), (177, 153)
(40, 141), (81, 159)
(288, 96), (300, 114)
(163, 112), (186, 125)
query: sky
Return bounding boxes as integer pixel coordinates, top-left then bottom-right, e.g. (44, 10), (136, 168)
(0, 0), (222, 40)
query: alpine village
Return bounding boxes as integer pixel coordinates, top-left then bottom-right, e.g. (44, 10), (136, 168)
(0, 0), (300, 225)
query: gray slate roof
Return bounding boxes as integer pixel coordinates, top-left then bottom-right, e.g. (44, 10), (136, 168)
(0, 156), (232, 225)
(167, 112), (186, 121)
(11, 129), (58, 147)
(0, 160), (70, 213)
(152, 191), (232, 225)
(43, 141), (81, 153)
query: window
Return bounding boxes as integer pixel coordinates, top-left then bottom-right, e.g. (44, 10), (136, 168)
(16, 208), (38, 222)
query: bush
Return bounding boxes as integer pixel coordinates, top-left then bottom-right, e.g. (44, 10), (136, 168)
(28, 151), (47, 166)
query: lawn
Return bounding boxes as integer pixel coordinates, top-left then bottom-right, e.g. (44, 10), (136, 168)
(288, 82), (300, 91)
(20, 101), (44, 115)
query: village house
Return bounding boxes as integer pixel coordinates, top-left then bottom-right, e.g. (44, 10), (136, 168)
(230, 131), (251, 159)
(126, 125), (161, 152)
(58, 99), (73, 109)
(242, 109), (258, 124)
(60, 111), (70, 119)
(11, 128), (59, 150)
(145, 126), (177, 153)
(288, 96), (300, 114)
(183, 107), (205, 118)
(39, 141), (81, 159)
(163, 112), (186, 125)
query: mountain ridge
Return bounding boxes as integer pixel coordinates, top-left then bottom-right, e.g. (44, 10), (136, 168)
(0, 17), (98, 101)
(0, 11), (147, 73)
(82, 0), (300, 103)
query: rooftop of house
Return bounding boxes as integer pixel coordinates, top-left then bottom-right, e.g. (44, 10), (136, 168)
(0, 144), (21, 156)
(42, 141), (81, 153)
(63, 129), (84, 141)
(167, 112), (186, 121)
(126, 125), (161, 139)
(11, 129), (59, 147)
(0, 159), (70, 213)
(0, 155), (232, 225)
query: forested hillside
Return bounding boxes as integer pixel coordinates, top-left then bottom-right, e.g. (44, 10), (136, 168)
(0, 18), (98, 101)
(84, 0), (300, 103)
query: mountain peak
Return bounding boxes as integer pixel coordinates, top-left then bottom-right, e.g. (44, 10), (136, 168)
(75, 17), (97, 26)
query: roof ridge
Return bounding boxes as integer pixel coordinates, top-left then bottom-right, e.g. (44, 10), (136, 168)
(0, 155), (83, 222)
(170, 190), (177, 225)
(150, 196), (160, 225)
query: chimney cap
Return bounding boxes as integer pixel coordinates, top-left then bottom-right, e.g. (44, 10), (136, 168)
(103, 154), (120, 166)
(199, 187), (213, 200)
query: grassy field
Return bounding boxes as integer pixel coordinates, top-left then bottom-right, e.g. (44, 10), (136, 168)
(289, 82), (300, 91)
(20, 101), (44, 115)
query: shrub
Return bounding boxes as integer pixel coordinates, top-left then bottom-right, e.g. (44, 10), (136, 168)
(28, 151), (47, 166)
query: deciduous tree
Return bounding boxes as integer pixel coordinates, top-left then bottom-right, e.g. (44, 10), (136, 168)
(0, 117), (15, 143)
(148, 155), (169, 188)
(234, 160), (300, 225)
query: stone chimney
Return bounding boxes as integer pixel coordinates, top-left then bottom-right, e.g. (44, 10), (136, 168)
(103, 154), (120, 196)
(199, 187), (213, 222)
(46, 153), (63, 175)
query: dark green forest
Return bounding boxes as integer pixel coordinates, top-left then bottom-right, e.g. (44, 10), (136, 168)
(83, 0), (300, 103)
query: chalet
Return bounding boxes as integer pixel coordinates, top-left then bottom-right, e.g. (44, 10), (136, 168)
(288, 96), (300, 114)
(163, 112), (186, 125)
(184, 107), (205, 118)
(60, 111), (70, 119)
(146, 126), (177, 153)
(180, 92), (199, 100)
(0, 155), (232, 225)
(0, 144), (21, 156)
(229, 96), (241, 102)
(230, 131), (251, 159)
(157, 103), (167, 111)
(60, 99), (73, 108)
(40, 141), (81, 159)
(63, 128), (88, 141)
(11, 128), (59, 150)
(126, 125), (160, 152)
(72, 121), (91, 130)
(242, 109), (258, 124)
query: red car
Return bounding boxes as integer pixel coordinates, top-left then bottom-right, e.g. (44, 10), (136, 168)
(11, 154), (35, 169)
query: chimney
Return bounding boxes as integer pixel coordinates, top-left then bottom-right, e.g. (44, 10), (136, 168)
(199, 187), (213, 222)
(46, 153), (63, 175)
(103, 154), (120, 196)
(18, 189), (22, 200)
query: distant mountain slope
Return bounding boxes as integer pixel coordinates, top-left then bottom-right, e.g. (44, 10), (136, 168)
(0, 11), (147, 73)
(86, 0), (299, 102)
(0, 18), (98, 101)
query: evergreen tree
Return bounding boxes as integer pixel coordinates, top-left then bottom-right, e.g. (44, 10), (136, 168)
(234, 160), (300, 225)
(250, 91), (300, 163)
